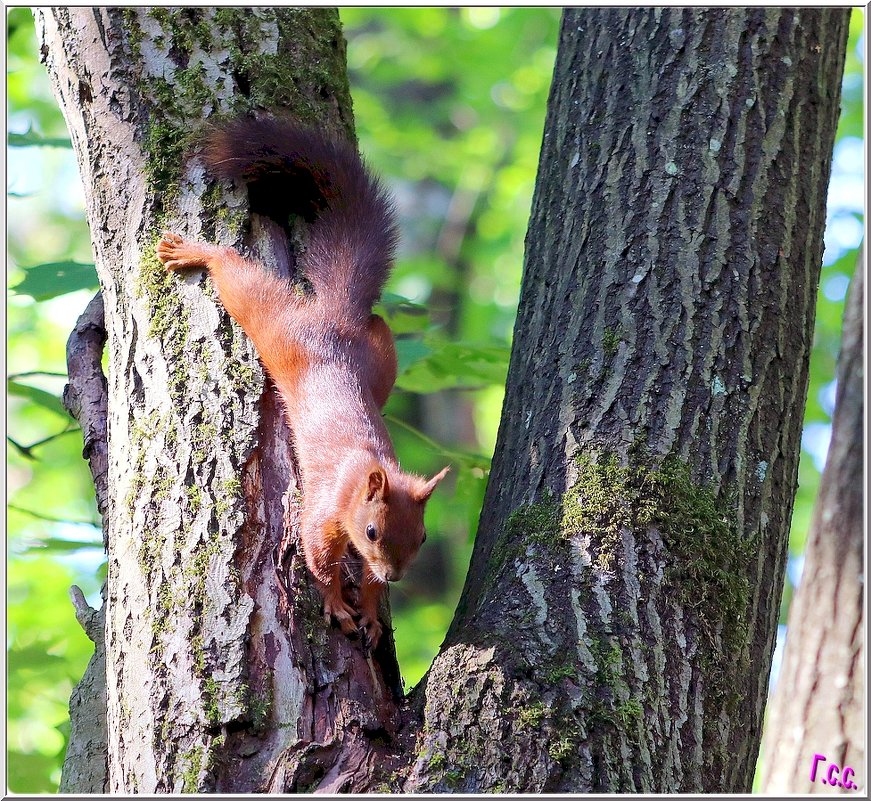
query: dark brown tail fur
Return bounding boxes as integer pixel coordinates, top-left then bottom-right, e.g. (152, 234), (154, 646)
(201, 117), (398, 323)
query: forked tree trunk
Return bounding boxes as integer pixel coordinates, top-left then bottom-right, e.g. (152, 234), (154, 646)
(43, 6), (848, 794)
(761, 257), (864, 794)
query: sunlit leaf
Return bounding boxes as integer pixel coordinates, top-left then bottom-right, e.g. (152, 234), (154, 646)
(11, 260), (99, 301)
(7, 750), (62, 794)
(9, 643), (68, 671)
(396, 340), (511, 392)
(8, 130), (73, 148)
(19, 537), (103, 554)
(7, 378), (68, 418)
(380, 292), (429, 314)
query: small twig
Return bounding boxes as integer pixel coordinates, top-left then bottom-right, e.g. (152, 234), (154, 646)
(7, 436), (37, 461)
(69, 585), (103, 643)
(6, 423), (79, 460)
(392, 383), (493, 394)
(383, 413), (489, 464)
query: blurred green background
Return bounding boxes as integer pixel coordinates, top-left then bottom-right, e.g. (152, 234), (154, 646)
(6, 8), (864, 793)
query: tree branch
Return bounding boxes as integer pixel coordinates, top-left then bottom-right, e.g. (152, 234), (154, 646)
(7, 424), (78, 460)
(56, 293), (110, 792)
(62, 291), (109, 532)
(761, 253), (865, 791)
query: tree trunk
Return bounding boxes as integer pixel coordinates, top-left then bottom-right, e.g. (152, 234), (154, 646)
(404, 8), (848, 793)
(39, 8), (401, 793)
(42, 6), (848, 794)
(761, 255), (864, 793)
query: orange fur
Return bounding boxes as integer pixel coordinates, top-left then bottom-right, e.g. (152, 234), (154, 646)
(157, 229), (448, 648)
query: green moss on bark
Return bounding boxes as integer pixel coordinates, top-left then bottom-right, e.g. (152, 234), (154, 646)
(568, 451), (754, 655)
(495, 450), (752, 652)
(119, 7), (353, 212)
(517, 701), (548, 729)
(487, 447), (754, 761)
(135, 245), (190, 359)
(602, 327), (621, 359)
(178, 745), (205, 793)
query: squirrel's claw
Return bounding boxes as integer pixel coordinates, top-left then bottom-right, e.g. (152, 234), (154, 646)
(323, 594), (359, 636)
(156, 232), (209, 272)
(359, 615), (382, 650)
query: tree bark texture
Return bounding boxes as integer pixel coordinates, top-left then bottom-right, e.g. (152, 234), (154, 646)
(761, 256), (864, 793)
(407, 8), (849, 793)
(39, 8), (403, 793)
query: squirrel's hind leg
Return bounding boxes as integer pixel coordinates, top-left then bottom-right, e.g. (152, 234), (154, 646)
(364, 314), (398, 410)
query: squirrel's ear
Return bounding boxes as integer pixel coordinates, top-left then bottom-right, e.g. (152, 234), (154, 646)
(416, 466), (450, 503)
(365, 468), (389, 502)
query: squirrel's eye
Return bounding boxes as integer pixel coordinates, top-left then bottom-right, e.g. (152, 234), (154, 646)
(366, 524), (378, 541)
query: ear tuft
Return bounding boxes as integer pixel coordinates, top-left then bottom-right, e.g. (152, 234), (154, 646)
(417, 466), (450, 503)
(365, 467), (389, 502)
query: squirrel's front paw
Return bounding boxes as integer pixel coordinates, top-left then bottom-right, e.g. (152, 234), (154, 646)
(359, 614), (383, 650)
(323, 594), (358, 636)
(156, 232), (209, 272)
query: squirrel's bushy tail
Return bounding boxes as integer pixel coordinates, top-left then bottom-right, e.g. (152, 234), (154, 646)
(201, 117), (398, 322)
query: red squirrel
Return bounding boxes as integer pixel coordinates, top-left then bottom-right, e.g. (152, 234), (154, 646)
(156, 117), (449, 648)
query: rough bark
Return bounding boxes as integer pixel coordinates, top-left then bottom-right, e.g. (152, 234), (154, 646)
(59, 585), (108, 793)
(761, 255), (864, 793)
(403, 8), (849, 793)
(39, 7), (401, 793)
(62, 292), (110, 525)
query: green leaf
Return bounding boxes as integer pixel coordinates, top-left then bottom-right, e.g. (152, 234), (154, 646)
(380, 291), (429, 315)
(7, 750), (62, 794)
(7, 379), (68, 418)
(8, 643), (67, 671)
(396, 339), (511, 392)
(20, 537), (103, 554)
(8, 130), (72, 148)
(11, 261), (99, 301)
(394, 338), (433, 373)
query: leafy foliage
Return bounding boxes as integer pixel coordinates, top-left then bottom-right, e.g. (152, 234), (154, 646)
(7, 377), (69, 418)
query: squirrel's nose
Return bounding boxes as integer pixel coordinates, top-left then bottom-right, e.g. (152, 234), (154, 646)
(386, 567), (401, 582)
